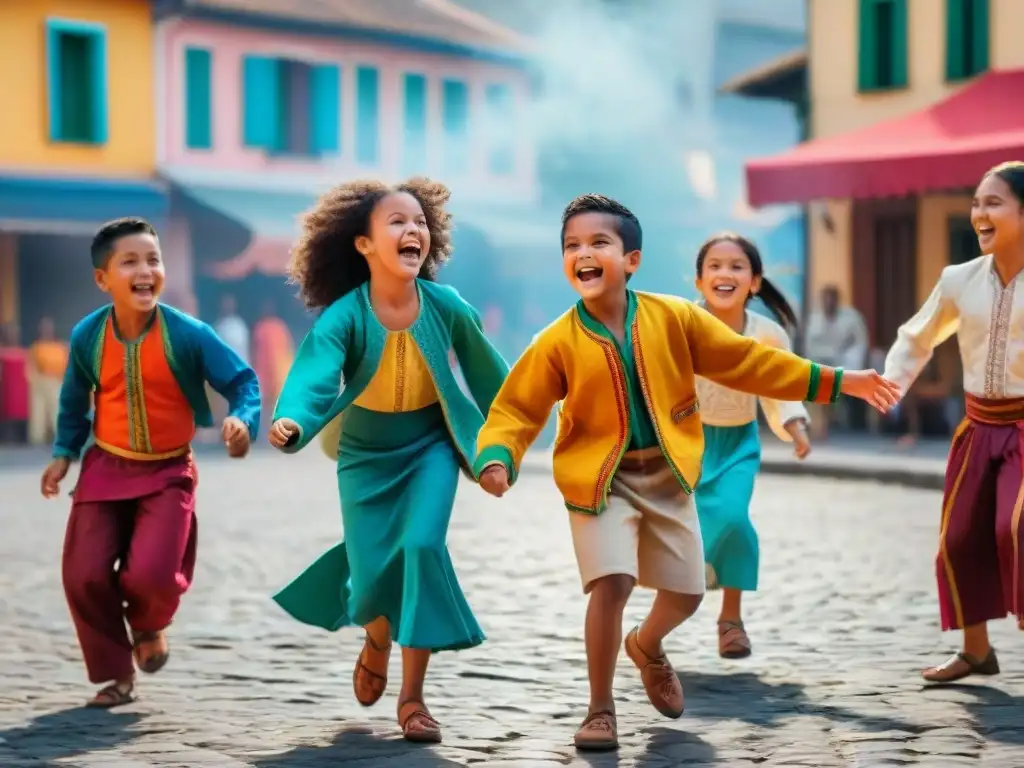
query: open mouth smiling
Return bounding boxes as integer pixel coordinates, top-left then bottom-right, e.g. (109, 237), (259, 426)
(577, 266), (603, 282)
(131, 282), (154, 297)
(398, 244), (422, 261)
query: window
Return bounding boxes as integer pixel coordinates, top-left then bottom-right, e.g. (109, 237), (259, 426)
(442, 79), (470, 174)
(946, 0), (989, 80)
(46, 19), (108, 144)
(403, 73), (428, 172)
(242, 55), (340, 156)
(184, 47), (212, 149)
(355, 66), (380, 165)
(857, 0), (908, 92)
(484, 83), (515, 175)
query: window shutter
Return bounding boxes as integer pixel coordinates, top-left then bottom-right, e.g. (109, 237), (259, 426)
(403, 73), (428, 171)
(90, 30), (108, 144)
(355, 66), (380, 164)
(890, 0), (909, 88)
(310, 63), (340, 154)
(856, 0), (878, 91)
(971, 0), (989, 74)
(242, 55), (280, 149)
(185, 48), (212, 149)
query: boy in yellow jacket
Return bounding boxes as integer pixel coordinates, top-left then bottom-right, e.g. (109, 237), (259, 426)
(475, 194), (900, 751)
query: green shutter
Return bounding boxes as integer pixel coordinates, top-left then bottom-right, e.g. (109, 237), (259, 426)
(890, 0), (908, 88)
(971, 0), (989, 75)
(945, 0), (965, 80)
(242, 55), (280, 149)
(857, 0), (878, 91)
(184, 48), (212, 149)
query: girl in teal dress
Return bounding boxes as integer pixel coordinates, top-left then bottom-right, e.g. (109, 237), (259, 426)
(267, 178), (508, 743)
(692, 233), (812, 659)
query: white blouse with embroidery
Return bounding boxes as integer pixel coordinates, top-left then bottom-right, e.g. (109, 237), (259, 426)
(884, 255), (1024, 399)
(695, 309), (809, 442)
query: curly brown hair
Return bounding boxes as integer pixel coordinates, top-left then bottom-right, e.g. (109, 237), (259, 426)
(287, 177), (454, 310)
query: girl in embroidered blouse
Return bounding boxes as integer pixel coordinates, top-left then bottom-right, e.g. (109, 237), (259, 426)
(692, 233), (811, 659)
(267, 179), (508, 742)
(884, 161), (1024, 684)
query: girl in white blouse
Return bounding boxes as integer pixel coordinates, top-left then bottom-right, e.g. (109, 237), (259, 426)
(693, 233), (811, 659)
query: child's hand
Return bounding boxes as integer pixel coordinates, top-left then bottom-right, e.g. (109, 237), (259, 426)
(479, 465), (510, 497)
(839, 370), (901, 413)
(785, 419), (811, 460)
(222, 416), (250, 458)
(41, 457), (70, 498)
(268, 418), (300, 449)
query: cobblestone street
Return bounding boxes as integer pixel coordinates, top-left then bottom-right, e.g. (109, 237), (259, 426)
(2, 448), (1022, 766)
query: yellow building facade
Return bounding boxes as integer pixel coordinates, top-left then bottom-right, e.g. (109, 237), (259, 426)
(0, 0), (166, 334)
(808, 0), (1024, 313)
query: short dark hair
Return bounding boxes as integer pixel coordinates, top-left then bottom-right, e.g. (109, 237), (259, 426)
(983, 161), (1024, 206)
(560, 194), (642, 253)
(90, 217), (158, 269)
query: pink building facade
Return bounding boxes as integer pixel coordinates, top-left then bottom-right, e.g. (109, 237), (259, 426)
(153, 2), (545, 321)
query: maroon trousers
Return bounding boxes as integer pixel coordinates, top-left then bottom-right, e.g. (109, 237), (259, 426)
(937, 395), (1024, 631)
(61, 447), (198, 684)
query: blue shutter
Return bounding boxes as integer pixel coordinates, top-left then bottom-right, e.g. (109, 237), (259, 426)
(403, 73), (428, 171)
(185, 48), (213, 149)
(355, 66), (380, 164)
(442, 79), (469, 173)
(242, 55), (280, 149)
(90, 29), (108, 144)
(45, 24), (63, 141)
(310, 63), (340, 154)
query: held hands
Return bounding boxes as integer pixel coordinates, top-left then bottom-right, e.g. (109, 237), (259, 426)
(785, 418), (812, 460)
(222, 416), (251, 458)
(840, 370), (901, 413)
(479, 464), (510, 497)
(268, 418), (299, 449)
(41, 457), (70, 499)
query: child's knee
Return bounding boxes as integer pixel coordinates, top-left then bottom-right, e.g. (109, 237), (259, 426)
(587, 573), (635, 609)
(660, 589), (703, 619)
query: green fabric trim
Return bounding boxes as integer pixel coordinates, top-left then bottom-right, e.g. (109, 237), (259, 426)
(806, 362), (822, 402)
(472, 444), (518, 484)
(830, 368), (844, 404)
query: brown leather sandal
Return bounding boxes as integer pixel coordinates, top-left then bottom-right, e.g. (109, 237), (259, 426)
(624, 626), (684, 719)
(352, 633), (392, 707)
(132, 630), (169, 674)
(574, 710), (618, 751)
(86, 683), (136, 708)
(398, 699), (442, 743)
(922, 649), (999, 684)
(718, 620), (752, 659)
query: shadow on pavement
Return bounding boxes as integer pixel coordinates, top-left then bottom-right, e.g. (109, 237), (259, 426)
(681, 670), (919, 732)
(251, 727), (465, 767)
(0, 707), (142, 763)
(926, 683), (1024, 746)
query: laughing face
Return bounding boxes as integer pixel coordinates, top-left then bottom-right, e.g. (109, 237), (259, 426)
(695, 240), (760, 312)
(972, 173), (1024, 256)
(358, 192), (430, 281)
(94, 232), (164, 313)
(562, 212), (640, 301)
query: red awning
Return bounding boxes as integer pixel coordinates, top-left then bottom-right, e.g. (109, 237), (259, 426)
(745, 68), (1024, 207)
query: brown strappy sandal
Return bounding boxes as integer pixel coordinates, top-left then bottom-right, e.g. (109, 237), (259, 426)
(574, 710), (618, 751)
(922, 649), (1000, 683)
(86, 682), (136, 708)
(398, 699), (442, 743)
(718, 620), (752, 659)
(352, 633), (392, 707)
(132, 630), (169, 674)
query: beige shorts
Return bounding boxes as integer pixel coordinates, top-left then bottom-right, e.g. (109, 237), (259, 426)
(569, 447), (705, 595)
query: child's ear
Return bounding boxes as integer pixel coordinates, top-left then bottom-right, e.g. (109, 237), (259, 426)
(354, 235), (372, 257)
(94, 268), (110, 293)
(624, 249), (642, 275)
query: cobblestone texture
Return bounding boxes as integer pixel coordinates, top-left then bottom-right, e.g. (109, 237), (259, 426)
(1, 449), (1022, 766)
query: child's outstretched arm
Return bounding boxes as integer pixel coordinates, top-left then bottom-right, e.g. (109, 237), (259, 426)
(474, 334), (566, 496)
(680, 301), (899, 413)
(196, 321), (261, 456)
(269, 302), (351, 453)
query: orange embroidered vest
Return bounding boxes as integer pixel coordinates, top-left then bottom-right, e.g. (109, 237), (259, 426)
(93, 314), (195, 459)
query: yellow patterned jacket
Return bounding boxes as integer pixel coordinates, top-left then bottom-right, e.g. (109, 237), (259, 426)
(473, 290), (842, 514)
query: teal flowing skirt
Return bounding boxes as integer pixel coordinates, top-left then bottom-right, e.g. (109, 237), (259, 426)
(272, 404), (484, 652)
(695, 421), (761, 592)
